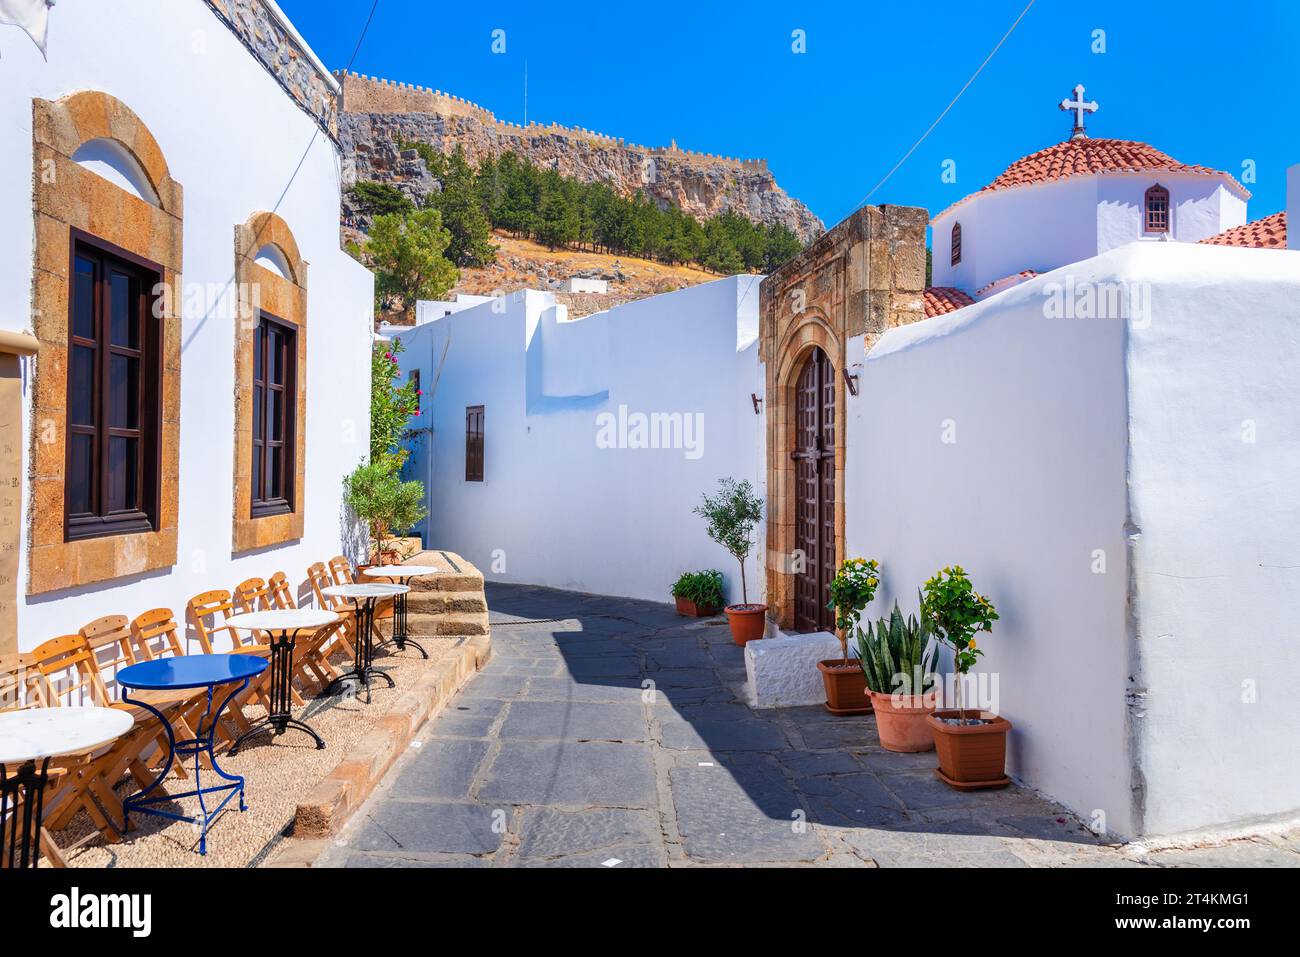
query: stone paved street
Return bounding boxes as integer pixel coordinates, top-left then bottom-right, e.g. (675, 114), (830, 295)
(319, 584), (1300, 868)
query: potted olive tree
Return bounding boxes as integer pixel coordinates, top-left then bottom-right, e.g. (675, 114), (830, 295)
(858, 598), (940, 751)
(693, 478), (765, 645)
(921, 566), (1010, 789)
(819, 558), (880, 714)
(343, 460), (428, 570)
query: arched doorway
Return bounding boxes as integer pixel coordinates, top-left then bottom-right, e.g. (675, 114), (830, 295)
(792, 346), (836, 632)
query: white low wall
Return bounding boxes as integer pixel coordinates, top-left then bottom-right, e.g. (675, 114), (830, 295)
(846, 242), (1300, 839)
(395, 277), (767, 606)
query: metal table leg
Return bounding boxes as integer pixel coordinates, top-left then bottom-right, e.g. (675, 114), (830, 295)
(1, 758), (51, 869)
(123, 677), (250, 856)
(325, 597), (396, 703)
(374, 587), (428, 659)
(230, 629), (325, 755)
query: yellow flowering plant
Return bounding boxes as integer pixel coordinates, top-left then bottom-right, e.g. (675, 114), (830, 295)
(921, 566), (998, 722)
(827, 558), (881, 660)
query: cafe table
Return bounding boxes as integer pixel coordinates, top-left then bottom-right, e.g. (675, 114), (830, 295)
(321, 582), (409, 702)
(224, 608), (338, 755)
(0, 707), (133, 868)
(117, 653), (267, 855)
(361, 563), (440, 658)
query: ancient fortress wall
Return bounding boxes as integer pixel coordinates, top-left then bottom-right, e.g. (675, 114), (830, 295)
(335, 71), (769, 172)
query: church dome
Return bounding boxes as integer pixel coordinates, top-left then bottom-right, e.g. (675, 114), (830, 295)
(934, 138), (1249, 222)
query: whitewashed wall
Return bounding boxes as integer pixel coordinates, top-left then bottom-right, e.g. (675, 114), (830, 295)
(0, 0), (374, 648)
(847, 243), (1300, 839)
(395, 278), (767, 605)
(1122, 243), (1300, 837)
(845, 261), (1133, 835)
(932, 172), (1247, 293)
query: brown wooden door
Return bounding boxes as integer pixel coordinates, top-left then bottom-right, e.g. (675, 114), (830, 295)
(792, 347), (835, 633)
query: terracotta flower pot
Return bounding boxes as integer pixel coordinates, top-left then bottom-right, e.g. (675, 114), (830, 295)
(867, 689), (936, 752)
(927, 709), (1012, 790)
(675, 597), (721, 618)
(725, 604), (767, 645)
(817, 659), (872, 715)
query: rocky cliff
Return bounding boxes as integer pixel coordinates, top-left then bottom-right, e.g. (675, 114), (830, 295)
(337, 72), (823, 242)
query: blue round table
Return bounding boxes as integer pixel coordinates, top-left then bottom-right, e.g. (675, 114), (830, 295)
(117, 654), (268, 856)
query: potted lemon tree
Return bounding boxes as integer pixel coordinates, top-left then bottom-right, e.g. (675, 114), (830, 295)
(921, 566), (1011, 789)
(693, 479), (765, 645)
(818, 558), (880, 715)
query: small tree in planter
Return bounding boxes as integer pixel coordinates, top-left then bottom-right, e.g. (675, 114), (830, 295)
(920, 566), (1010, 789)
(343, 461), (428, 565)
(818, 558), (880, 715)
(693, 478), (765, 644)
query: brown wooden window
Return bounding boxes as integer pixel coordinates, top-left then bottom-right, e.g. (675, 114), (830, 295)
(65, 231), (162, 542)
(251, 312), (297, 517)
(465, 405), (484, 482)
(951, 222), (962, 266)
(1145, 184), (1170, 233)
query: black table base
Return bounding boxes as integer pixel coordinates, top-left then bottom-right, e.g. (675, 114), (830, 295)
(231, 630), (325, 755)
(373, 589), (428, 659)
(326, 596), (396, 703)
(1, 758), (50, 869)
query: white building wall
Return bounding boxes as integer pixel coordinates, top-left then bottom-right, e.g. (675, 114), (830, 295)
(847, 243), (1300, 839)
(1288, 164), (1299, 250)
(844, 265), (1133, 835)
(1122, 243), (1300, 836)
(933, 173), (1247, 293)
(0, 0), (373, 648)
(395, 278), (767, 605)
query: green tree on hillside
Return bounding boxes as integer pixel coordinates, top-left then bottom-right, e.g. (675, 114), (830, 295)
(365, 207), (459, 318)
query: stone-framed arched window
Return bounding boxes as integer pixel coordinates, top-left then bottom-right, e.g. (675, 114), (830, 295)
(951, 221), (963, 266)
(1144, 184), (1170, 234)
(27, 91), (183, 595)
(232, 212), (308, 553)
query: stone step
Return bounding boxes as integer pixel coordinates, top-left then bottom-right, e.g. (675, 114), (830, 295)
(404, 610), (490, 637)
(408, 572), (484, 593)
(405, 590), (487, 614)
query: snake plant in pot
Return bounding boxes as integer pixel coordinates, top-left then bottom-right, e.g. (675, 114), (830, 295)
(857, 600), (940, 751)
(920, 566), (1011, 789)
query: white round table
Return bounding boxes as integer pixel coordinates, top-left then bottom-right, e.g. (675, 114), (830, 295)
(321, 583), (410, 700)
(0, 707), (133, 868)
(224, 609), (338, 753)
(361, 565), (440, 658)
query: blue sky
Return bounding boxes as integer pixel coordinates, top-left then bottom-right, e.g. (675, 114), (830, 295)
(280, 0), (1298, 229)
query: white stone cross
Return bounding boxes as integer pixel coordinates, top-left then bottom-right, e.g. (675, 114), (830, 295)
(1059, 84), (1098, 140)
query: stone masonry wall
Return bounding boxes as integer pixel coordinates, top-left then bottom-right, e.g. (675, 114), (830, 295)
(204, 0), (339, 139)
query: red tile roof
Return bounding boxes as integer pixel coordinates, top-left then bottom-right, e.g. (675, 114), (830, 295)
(933, 138), (1249, 222)
(975, 270), (1038, 298)
(923, 286), (975, 318)
(1198, 211), (1287, 249)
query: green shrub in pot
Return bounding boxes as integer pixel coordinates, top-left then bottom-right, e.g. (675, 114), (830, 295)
(670, 570), (725, 611)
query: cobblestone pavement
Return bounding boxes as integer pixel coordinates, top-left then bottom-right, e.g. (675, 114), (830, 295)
(319, 584), (1299, 868)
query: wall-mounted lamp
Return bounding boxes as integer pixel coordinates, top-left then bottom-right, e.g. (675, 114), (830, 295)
(751, 393), (763, 415)
(841, 366), (860, 397)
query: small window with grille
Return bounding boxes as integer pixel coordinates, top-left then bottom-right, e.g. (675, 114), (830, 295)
(951, 222), (963, 266)
(465, 405), (484, 482)
(1145, 184), (1170, 233)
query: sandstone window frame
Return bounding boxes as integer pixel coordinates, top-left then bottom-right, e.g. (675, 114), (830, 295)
(28, 91), (183, 596)
(232, 212), (307, 553)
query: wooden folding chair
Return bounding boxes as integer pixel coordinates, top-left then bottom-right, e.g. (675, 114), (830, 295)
(308, 561), (359, 662)
(128, 610), (216, 767)
(185, 590), (272, 736)
(328, 555), (392, 644)
(268, 571), (341, 694)
(27, 635), (134, 843)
